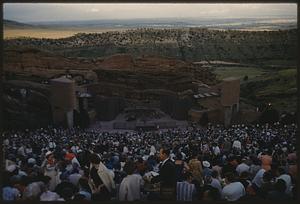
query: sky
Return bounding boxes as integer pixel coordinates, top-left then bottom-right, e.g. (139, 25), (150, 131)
(4, 3), (297, 23)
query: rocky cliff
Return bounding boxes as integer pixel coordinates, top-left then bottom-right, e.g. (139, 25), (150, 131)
(3, 49), (217, 129)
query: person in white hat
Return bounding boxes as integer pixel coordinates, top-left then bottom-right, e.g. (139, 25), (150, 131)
(202, 161), (213, 177)
(42, 151), (59, 191)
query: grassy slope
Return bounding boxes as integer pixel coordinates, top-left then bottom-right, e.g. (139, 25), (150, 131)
(214, 66), (267, 81)
(214, 66), (298, 113)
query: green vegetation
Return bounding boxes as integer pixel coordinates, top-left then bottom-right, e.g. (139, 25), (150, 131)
(239, 67), (297, 113)
(214, 66), (267, 81)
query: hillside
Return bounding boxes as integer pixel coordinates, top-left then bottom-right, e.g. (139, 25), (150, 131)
(4, 28), (297, 64)
(3, 19), (37, 29)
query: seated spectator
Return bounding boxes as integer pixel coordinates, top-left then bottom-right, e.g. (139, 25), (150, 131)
(202, 185), (221, 201)
(236, 158), (250, 176)
(252, 168), (266, 192)
(119, 160), (143, 201)
(78, 177), (92, 200)
(188, 153), (203, 188)
(2, 172), (21, 201)
(221, 172), (246, 201)
(89, 153), (115, 201)
(174, 152), (189, 182)
(176, 172), (197, 201)
(210, 171), (222, 194)
(40, 176), (61, 201)
(277, 167), (293, 196)
(202, 161), (213, 177)
(266, 179), (292, 200)
(260, 151), (272, 171)
(258, 171), (274, 198)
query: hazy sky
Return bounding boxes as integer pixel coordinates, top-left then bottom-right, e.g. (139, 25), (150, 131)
(4, 3), (297, 22)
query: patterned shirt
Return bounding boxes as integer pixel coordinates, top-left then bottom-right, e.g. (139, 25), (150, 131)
(2, 186), (20, 201)
(176, 181), (196, 201)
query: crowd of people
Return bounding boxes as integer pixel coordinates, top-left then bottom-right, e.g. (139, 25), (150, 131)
(2, 122), (297, 201)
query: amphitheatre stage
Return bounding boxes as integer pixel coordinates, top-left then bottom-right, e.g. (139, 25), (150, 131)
(89, 107), (189, 131)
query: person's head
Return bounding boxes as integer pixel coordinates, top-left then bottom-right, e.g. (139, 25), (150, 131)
(252, 157), (261, 166)
(159, 147), (170, 161)
(240, 171), (249, 180)
(46, 151), (54, 160)
(60, 187), (75, 201)
(40, 175), (51, 190)
(123, 160), (136, 175)
(225, 172), (236, 184)
(89, 154), (101, 165)
(78, 177), (89, 190)
(263, 171), (273, 183)
(176, 152), (183, 160)
(11, 175), (27, 194)
(182, 172), (193, 182)
(202, 186), (220, 201)
(73, 193), (86, 201)
(211, 170), (219, 179)
(274, 179), (287, 193)
(191, 151), (198, 159)
(278, 167), (286, 176)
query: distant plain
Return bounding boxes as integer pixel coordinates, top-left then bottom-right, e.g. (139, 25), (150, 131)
(4, 27), (129, 39)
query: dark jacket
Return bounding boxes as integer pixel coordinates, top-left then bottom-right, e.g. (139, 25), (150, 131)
(152, 159), (176, 188)
(152, 158), (177, 200)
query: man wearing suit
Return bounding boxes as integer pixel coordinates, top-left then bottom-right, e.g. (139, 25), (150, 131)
(152, 147), (176, 200)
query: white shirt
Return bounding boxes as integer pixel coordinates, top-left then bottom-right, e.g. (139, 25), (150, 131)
(252, 169), (266, 188)
(68, 173), (82, 186)
(40, 191), (60, 201)
(119, 174), (144, 201)
(222, 182), (245, 201)
(236, 163), (250, 175)
(213, 146), (221, 156)
(123, 146), (129, 154)
(150, 145), (156, 154)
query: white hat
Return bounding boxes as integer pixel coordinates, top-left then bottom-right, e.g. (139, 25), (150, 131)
(202, 161), (210, 168)
(45, 151), (53, 158)
(6, 164), (17, 172)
